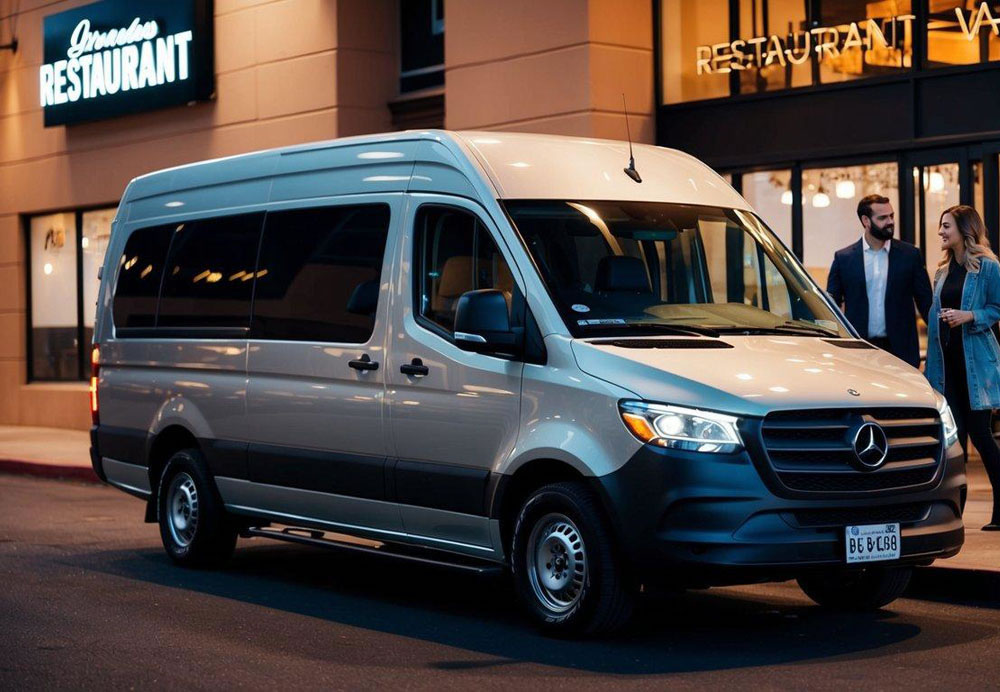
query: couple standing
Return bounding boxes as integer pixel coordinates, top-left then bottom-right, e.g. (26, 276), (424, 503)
(827, 195), (1000, 530)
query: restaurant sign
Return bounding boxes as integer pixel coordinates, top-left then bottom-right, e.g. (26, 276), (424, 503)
(697, 1), (1000, 75)
(39, 0), (213, 127)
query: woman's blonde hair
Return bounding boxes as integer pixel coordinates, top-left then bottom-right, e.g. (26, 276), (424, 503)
(937, 205), (997, 276)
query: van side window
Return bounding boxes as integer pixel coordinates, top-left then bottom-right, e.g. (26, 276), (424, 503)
(157, 213), (264, 329)
(414, 206), (514, 334)
(252, 205), (391, 343)
(112, 223), (174, 328)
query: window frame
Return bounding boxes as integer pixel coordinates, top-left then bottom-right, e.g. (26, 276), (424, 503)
(411, 203), (520, 346)
(249, 202), (393, 346)
(24, 203), (117, 383)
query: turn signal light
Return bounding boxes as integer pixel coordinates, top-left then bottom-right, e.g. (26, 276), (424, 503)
(90, 346), (100, 425)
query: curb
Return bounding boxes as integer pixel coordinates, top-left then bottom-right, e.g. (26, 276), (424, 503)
(908, 565), (1000, 604)
(0, 459), (100, 484)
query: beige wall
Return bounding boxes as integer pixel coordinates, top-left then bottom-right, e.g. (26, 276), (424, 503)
(444, 0), (655, 143)
(0, 0), (397, 429)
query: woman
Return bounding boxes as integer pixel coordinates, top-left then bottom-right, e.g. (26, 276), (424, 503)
(925, 205), (1000, 530)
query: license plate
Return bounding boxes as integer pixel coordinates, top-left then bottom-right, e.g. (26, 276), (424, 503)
(845, 523), (901, 564)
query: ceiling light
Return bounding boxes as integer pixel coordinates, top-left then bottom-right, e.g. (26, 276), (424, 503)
(812, 192), (831, 208)
(835, 180), (856, 199)
(780, 190), (793, 205)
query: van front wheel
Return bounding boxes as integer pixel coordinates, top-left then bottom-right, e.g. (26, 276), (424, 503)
(511, 482), (634, 635)
(157, 449), (237, 567)
(797, 566), (912, 611)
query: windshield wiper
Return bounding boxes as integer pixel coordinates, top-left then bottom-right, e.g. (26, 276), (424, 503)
(712, 323), (836, 337)
(583, 322), (719, 338)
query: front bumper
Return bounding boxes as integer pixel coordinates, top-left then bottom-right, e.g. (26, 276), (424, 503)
(592, 441), (965, 587)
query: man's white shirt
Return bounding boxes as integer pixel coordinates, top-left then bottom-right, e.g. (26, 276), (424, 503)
(863, 237), (890, 338)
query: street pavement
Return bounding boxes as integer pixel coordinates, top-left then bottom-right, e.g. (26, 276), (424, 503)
(3, 474), (1000, 690)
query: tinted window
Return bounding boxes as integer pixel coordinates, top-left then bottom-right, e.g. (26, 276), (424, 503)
(415, 206), (514, 334)
(157, 213), (264, 329)
(252, 205), (391, 343)
(112, 223), (174, 328)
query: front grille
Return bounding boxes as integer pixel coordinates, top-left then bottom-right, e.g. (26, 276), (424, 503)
(760, 407), (943, 495)
(791, 503), (931, 528)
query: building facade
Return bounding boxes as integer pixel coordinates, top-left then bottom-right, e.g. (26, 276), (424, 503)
(13, 1), (996, 432)
(657, 0), (1000, 292)
(0, 0), (654, 430)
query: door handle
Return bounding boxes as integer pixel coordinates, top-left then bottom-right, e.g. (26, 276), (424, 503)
(400, 358), (429, 377)
(348, 354), (379, 371)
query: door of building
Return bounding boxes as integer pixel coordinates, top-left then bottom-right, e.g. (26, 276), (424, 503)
(904, 146), (1000, 277)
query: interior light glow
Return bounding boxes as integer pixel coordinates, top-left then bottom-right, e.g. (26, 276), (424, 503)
(929, 171), (945, 193)
(835, 180), (856, 199)
(43, 263), (53, 275)
(780, 190), (793, 205)
(812, 192), (831, 208)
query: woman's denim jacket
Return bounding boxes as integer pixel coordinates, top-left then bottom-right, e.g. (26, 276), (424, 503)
(925, 257), (1000, 410)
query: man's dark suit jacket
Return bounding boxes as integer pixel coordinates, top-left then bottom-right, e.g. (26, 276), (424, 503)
(826, 238), (933, 368)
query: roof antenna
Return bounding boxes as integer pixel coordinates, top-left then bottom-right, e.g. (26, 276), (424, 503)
(622, 94), (642, 184)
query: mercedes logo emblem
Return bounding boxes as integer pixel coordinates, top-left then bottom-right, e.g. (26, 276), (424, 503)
(847, 388), (861, 397)
(852, 422), (889, 469)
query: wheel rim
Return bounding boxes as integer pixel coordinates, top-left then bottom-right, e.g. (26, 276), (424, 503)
(526, 512), (587, 614)
(166, 472), (199, 548)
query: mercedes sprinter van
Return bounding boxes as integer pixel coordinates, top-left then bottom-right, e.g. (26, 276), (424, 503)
(90, 131), (965, 634)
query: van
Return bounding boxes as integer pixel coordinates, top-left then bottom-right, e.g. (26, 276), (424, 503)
(90, 131), (965, 635)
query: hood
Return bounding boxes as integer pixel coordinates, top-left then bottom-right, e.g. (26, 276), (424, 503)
(571, 336), (940, 418)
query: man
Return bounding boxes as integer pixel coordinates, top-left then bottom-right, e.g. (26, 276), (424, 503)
(827, 194), (932, 368)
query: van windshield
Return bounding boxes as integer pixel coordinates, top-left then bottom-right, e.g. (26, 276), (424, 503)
(503, 200), (850, 339)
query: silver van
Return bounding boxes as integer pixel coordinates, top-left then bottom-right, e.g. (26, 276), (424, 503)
(90, 131), (965, 635)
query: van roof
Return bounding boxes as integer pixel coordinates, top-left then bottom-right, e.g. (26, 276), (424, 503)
(125, 130), (749, 213)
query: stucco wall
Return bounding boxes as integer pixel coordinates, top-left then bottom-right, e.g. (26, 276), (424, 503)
(444, 0), (654, 143)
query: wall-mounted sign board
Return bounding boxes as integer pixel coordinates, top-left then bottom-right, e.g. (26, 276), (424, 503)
(40, 0), (214, 127)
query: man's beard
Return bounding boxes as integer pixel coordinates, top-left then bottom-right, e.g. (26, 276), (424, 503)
(870, 223), (894, 241)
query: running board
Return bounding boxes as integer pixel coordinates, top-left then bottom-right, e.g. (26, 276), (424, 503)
(242, 526), (505, 576)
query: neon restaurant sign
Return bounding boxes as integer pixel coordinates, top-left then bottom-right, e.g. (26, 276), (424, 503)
(696, 2), (1000, 75)
(39, 0), (213, 127)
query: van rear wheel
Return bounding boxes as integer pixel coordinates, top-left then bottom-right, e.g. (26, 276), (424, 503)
(157, 449), (237, 567)
(797, 566), (912, 611)
(511, 481), (634, 636)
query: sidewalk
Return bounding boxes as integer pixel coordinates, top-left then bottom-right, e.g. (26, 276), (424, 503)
(0, 424), (996, 585)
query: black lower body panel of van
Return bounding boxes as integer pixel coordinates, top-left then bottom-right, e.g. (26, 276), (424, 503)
(592, 442), (966, 587)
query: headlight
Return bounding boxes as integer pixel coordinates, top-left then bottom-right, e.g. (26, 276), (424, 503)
(936, 394), (959, 448)
(619, 400), (743, 453)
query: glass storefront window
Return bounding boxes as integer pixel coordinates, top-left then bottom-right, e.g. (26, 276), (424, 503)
(28, 207), (115, 381)
(815, 0), (913, 85)
(661, 0), (730, 104)
(802, 162), (900, 286)
(82, 209), (114, 346)
(927, 2), (1000, 67)
(916, 163), (961, 276)
(741, 169), (794, 248)
(738, 0), (811, 94)
(30, 213), (79, 381)
(660, 0), (917, 103)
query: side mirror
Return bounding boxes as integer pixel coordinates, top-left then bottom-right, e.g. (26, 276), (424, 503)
(453, 289), (521, 356)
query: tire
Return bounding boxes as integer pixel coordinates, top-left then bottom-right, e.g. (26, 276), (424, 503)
(511, 481), (634, 636)
(157, 448), (238, 568)
(797, 566), (912, 611)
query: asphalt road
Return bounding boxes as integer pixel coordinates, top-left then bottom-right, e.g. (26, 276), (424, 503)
(2, 474), (1000, 690)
